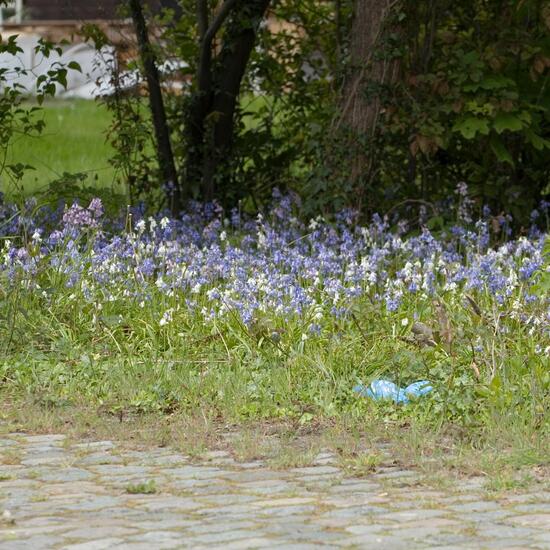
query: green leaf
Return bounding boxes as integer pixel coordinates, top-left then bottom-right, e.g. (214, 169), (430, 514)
(67, 61), (82, 72)
(493, 113), (523, 134)
(489, 374), (502, 392)
(525, 129), (550, 151)
(453, 117), (490, 139)
(426, 216), (444, 230)
(490, 135), (514, 166)
(479, 76), (515, 90)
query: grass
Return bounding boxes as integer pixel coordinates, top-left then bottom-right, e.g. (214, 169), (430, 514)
(0, 232), (547, 476)
(339, 452), (383, 477)
(1, 400), (547, 490)
(1, 94), (271, 200)
(0, 99), (548, 484)
(2, 100), (120, 197)
(126, 480), (157, 495)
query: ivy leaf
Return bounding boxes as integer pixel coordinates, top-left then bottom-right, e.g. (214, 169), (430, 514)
(493, 113), (523, 134)
(453, 117), (490, 139)
(490, 134), (514, 166)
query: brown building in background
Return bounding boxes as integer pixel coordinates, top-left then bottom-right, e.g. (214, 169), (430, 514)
(23, 0), (122, 20)
(16, 0), (180, 21)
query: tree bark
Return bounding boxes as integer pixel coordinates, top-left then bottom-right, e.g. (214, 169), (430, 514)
(337, 0), (403, 187)
(185, 0), (271, 202)
(128, 0), (181, 214)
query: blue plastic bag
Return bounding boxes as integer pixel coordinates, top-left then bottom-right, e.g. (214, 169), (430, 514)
(353, 379), (432, 404)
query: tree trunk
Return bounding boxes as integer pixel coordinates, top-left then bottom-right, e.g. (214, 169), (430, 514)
(184, 0), (271, 202)
(128, 0), (181, 214)
(338, 0), (402, 188)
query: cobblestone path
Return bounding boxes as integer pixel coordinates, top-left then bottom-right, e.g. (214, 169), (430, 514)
(0, 433), (549, 549)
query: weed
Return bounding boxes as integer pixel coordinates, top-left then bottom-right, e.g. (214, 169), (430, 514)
(339, 452), (383, 476)
(268, 441), (319, 469)
(1, 450), (21, 465)
(125, 480), (157, 495)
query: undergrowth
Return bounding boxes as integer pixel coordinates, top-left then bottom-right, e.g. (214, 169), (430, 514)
(0, 190), (548, 459)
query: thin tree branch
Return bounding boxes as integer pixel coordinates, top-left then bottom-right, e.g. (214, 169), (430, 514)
(197, 0), (239, 95)
(204, 0), (239, 46)
(128, 0), (181, 213)
(197, 0), (208, 40)
(335, 0), (342, 57)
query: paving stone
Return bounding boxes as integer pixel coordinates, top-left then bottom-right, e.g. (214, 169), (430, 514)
(142, 454), (188, 466)
(236, 462), (265, 469)
(318, 504), (389, 519)
(184, 529), (271, 544)
(44, 481), (107, 495)
(36, 468), (94, 483)
(175, 480), (236, 495)
(289, 466), (341, 475)
(215, 537), (275, 549)
(0, 432), (547, 550)
(195, 504), (262, 518)
(21, 455), (70, 466)
(422, 533), (478, 546)
(379, 525), (463, 541)
(235, 480), (297, 495)
(328, 481), (381, 494)
(76, 454), (124, 466)
(505, 493), (550, 504)
(314, 452), (337, 466)
(90, 465), (152, 476)
(459, 476), (486, 489)
(310, 515), (358, 529)
(476, 525), (538, 539)
(344, 524), (388, 536)
(513, 503), (550, 513)
(264, 521), (345, 543)
(456, 510), (511, 523)
(18, 435), (66, 444)
(51, 495), (122, 512)
(167, 466), (228, 480)
(255, 505), (318, 518)
(0, 534), (66, 549)
(198, 494), (259, 506)
(449, 500), (503, 513)
(377, 509), (450, 522)
(133, 496), (201, 512)
(23, 442), (67, 451)
(252, 544), (322, 550)
(295, 474), (342, 485)
(470, 541), (536, 549)
(404, 490), (448, 499)
(187, 520), (258, 535)
(125, 530), (185, 547)
(339, 533), (417, 548)
(221, 470), (291, 483)
(374, 469), (419, 480)
(0, 523), (68, 538)
(62, 526), (138, 539)
(506, 514), (550, 529)
(61, 538), (126, 549)
(72, 441), (115, 451)
(204, 450), (232, 460)
(393, 517), (462, 529)
(252, 497), (316, 507)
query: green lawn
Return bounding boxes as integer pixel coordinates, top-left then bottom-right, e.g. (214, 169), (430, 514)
(1, 95), (279, 201)
(3, 100), (119, 197)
